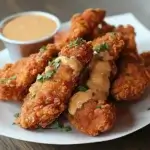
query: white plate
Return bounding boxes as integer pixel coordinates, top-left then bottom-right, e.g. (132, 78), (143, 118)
(0, 13), (150, 145)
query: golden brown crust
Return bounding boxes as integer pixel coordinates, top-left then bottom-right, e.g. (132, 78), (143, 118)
(0, 44), (58, 101)
(16, 41), (93, 129)
(81, 8), (106, 30)
(91, 21), (115, 39)
(59, 41), (92, 65)
(101, 21), (115, 34)
(93, 32), (125, 60)
(111, 56), (149, 101)
(111, 25), (149, 101)
(140, 51), (150, 80)
(54, 10), (107, 44)
(115, 25), (137, 53)
(56, 9), (106, 49)
(140, 51), (150, 67)
(68, 100), (116, 136)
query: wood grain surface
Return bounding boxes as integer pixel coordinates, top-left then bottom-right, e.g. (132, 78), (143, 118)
(0, 0), (150, 149)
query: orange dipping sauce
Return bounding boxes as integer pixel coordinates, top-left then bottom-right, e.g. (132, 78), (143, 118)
(2, 15), (57, 41)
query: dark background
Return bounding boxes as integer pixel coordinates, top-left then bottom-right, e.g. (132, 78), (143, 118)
(0, 0), (150, 149)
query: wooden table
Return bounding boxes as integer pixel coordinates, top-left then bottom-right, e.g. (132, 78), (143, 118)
(0, 0), (150, 149)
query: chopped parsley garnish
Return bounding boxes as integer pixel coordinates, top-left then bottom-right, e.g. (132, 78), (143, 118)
(45, 120), (72, 132)
(14, 113), (19, 118)
(96, 105), (102, 109)
(36, 74), (43, 81)
(37, 59), (61, 82)
(40, 45), (47, 52)
(48, 59), (61, 69)
(45, 70), (55, 79)
(37, 70), (55, 82)
(68, 38), (85, 48)
(93, 42), (109, 53)
(53, 59), (61, 69)
(110, 32), (116, 38)
(77, 85), (89, 92)
(0, 75), (16, 84)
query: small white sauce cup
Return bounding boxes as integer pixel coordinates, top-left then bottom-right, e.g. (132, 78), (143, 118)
(0, 11), (61, 62)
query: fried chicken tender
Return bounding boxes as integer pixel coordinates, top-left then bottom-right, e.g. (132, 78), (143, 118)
(0, 44), (57, 101)
(111, 25), (149, 101)
(68, 33), (125, 136)
(16, 39), (93, 129)
(68, 99), (116, 136)
(140, 51), (150, 80)
(56, 8), (105, 49)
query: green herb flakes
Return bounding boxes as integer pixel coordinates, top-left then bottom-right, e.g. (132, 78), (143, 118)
(0, 75), (16, 84)
(14, 113), (19, 118)
(45, 70), (55, 79)
(77, 85), (89, 92)
(37, 59), (61, 82)
(62, 125), (72, 132)
(93, 42), (109, 53)
(53, 59), (61, 69)
(40, 45), (47, 52)
(96, 105), (102, 109)
(36, 74), (43, 82)
(37, 70), (55, 82)
(47, 120), (72, 132)
(69, 38), (85, 48)
(51, 120), (62, 128)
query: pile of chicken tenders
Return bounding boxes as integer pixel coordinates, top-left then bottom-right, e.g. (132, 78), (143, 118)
(0, 8), (149, 136)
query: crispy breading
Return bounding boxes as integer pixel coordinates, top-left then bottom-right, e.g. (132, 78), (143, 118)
(140, 51), (150, 67)
(81, 8), (105, 29)
(111, 54), (149, 101)
(115, 25), (137, 53)
(56, 8), (105, 49)
(91, 21), (115, 39)
(140, 51), (150, 80)
(111, 25), (149, 101)
(93, 32), (125, 60)
(0, 44), (58, 101)
(53, 14), (109, 43)
(16, 39), (93, 129)
(68, 100), (116, 136)
(101, 21), (115, 34)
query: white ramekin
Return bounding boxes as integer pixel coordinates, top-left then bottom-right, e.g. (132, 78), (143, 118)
(0, 11), (61, 62)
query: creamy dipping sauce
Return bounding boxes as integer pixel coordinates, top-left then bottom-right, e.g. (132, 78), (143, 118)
(56, 56), (83, 74)
(87, 57), (111, 93)
(68, 55), (111, 115)
(2, 15), (57, 41)
(69, 90), (93, 115)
